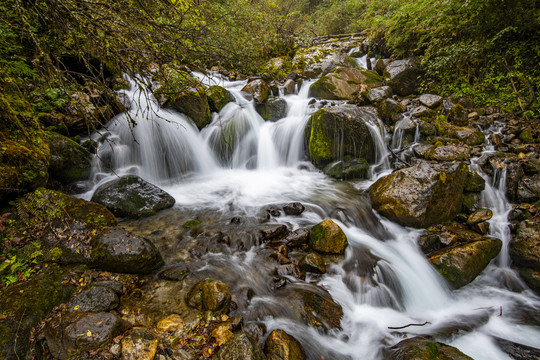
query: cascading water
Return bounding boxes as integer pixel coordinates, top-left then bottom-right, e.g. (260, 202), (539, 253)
(84, 72), (540, 359)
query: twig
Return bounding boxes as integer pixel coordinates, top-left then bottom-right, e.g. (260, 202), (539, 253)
(388, 321), (431, 330)
(387, 145), (411, 166)
(503, 57), (524, 113)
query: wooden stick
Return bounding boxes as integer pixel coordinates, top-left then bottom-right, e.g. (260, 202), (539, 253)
(388, 321), (431, 330)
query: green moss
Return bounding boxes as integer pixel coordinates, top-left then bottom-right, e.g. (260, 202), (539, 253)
(308, 109), (334, 165)
(434, 115), (449, 136)
(182, 220), (202, 230)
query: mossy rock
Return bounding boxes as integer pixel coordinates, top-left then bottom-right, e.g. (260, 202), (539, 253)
(292, 47), (355, 78)
(390, 337), (473, 360)
(309, 219), (348, 254)
(305, 105), (377, 168)
(241, 79), (271, 104)
(308, 68), (382, 101)
(448, 125), (485, 146)
(464, 171), (486, 192)
(206, 85), (234, 113)
(428, 238), (502, 288)
(509, 219), (540, 271)
(0, 267), (76, 360)
(519, 268), (540, 294)
(323, 158), (370, 180)
(264, 329), (305, 360)
(164, 85), (211, 129)
(377, 98), (405, 125)
(45, 131), (91, 185)
(255, 96), (288, 122)
(263, 56), (293, 80)
(91, 175), (175, 218)
(383, 58), (424, 96)
(447, 104), (469, 126)
(186, 278), (231, 314)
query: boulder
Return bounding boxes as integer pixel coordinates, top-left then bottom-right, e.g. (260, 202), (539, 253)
(308, 68), (383, 101)
(309, 219), (348, 254)
(464, 171), (486, 192)
(216, 332), (266, 360)
(264, 329), (305, 360)
(510, 219), (540, 271)
(283, 79), (295, 95)
(186, 278), (232, 315)
(283, 202), (305, 216)
(505, 161), (525, 201)
(46, 131), (91, 185)
(163, 85), (211, 129)
(305, 105), (377, 168)
(390, 337), (473, 360)
(121, 327), (160, 360)
(91, 228), (164, 273)
(447, 104), (469, 126)
(263, 56), (292, 79)
(517, 174), (540, 202)
(378, 98), (405, 125)
(206, 85), (234, 113)
(255, 96), (288, 122)
(323, 158), (370, 180)
(284, 228), (310, 247)
(242, 79), (271, 104)
(383, 58), (424, 96)
(260, 224), (288, 240)
(419, 94), (443, 109)
(91, 175), (175, 218)
(448, 126), (485, 146)
(428, 237), (502, 288)
(292, 46), (355, 78)
(367, 86), (393, 103)
(392, 117), (417, 149)
(45, 312), (124, 360)
(374, 58), (390, 75)
(466, 209), (493, 226)
(425, 144), (470, 162)
(0, 268), (75, 360)
(369, 162), (469, 228)
(66, 286), (119, 313)
(299, 252), (326, 274)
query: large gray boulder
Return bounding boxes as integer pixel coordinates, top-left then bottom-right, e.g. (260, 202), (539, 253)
(292, 46), (356, 78)
(369, 162), (469, 228)
(91, 175), (175, 218)
(46, 131), (91, 185)
(383, 58), (424, 96)
(305, 104), (378, 168)
(308, 68), (383, 101)
(206, 85), (234, 112)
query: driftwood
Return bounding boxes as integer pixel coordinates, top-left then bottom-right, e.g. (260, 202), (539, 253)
(388, 321), (431, 330)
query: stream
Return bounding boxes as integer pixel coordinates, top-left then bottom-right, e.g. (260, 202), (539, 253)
(80, 70), (540, 360)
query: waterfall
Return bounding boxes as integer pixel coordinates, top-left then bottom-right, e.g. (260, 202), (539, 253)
(83, 73), (540, 360)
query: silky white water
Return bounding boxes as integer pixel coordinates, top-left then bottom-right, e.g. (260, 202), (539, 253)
(83, 73), (540, 359)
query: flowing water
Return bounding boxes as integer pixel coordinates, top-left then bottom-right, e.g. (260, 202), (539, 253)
(82, 73), (540, 359)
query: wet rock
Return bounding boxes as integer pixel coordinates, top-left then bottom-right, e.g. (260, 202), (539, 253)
(494, 337), (540, 360)
(447, 104), (469, 126)
(216, 332), (266, 360)
(377, 98), (405, 125)
(369, 162), (469, 228)
(466, 208), (493, 225)
(367, 86), (393, 103)
(212, 324), (235, 346)
(260, 224), (288, 240)
(156, 314), (185, 332)
(425, 144), (470, 162)
(510, 219), (540, 271)
(517, 174), (540, 202)
(242, 79), (270, 104)
(419, 94), (443, 109)
(283, 79), (295, 95)
(299, 252), (326, 274)
(244, 323), (267, 342)
(277, 264), (305, 280)
(305, 104), (377, 168)
(121, 327), (159, 360)
(412, 105), (434, 118)
(308, 68), (382, 101)
(271, 251), (292, 265)
(519, 268), (540, 293)
(66, 286), (119, 312)
(383, 58), (424, 96)
(448, 126), (485, 146)
(464, 171), (486, 192)
(284, 228), (310, 247)
(206, 85), (234, 113)
(158, 263), (190, 281)
(506, 161), (525, 201)
(323, 158), (370, 180)
(91, 175), (175, 218)
(0, 267), (75, 360)
(187, 278), (231, 315)
(428, 237), (502, 288)
(266, 205), (282, 217)
(46, 131), (91, 186)
(292, 46), (355, 78)
(256, 96), (288, 122)
(91, 280), (124, 295)
(523, 157), (540, 174)
(374, 58), (390, 75)
(45, 312), (124, 360)
(309, 219), (348, 254)
(389, 337), (473, 360)
(163, 85), (211, 129)
(91, 228), (164, 274)
(264, 329), (305, 360)
(283, 202), (305, 216)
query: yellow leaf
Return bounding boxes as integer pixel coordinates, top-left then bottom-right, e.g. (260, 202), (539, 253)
(87, 330), (92, 337)
(73, 305), (80, 311)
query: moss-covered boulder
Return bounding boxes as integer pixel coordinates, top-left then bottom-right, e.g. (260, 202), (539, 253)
(91, 175), (175, 218)
(517, 174), (540, 203)
(263, 56), (293, 79)
(390, 337), (473, 360)
(292, 46), (356, 78)
(216, 332), (266, 360)
(46, 131), (91, 186)
(424, 144), (470, 162)
(369, 162), (469, 228)
(241, 79), (271, 104)
(367, 86), (393, 103)
(186, 278), (232, 315)
(510, 219), (540, 271)
(255, 96), (288, 121)
(377, 98), (405, 125)
(15, 188), (116, 264)
(0, 93), (49, 203)
(309, 219), (348, 254)
(308, 68), (383, 101)
(305, 104), (378, 168)
(264, 329), (305, 360)
(428, 237), (502, 288)
(91, 227), (164, 274)
(447, 104), (469, 126)
(206, 85), (234, 113)
(383, 58), (424, 96)
(419, 94), (443, 109)
(448, 126), (485, 146)
(0, 267), (75, 360)
(163, 85), (211, 129)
